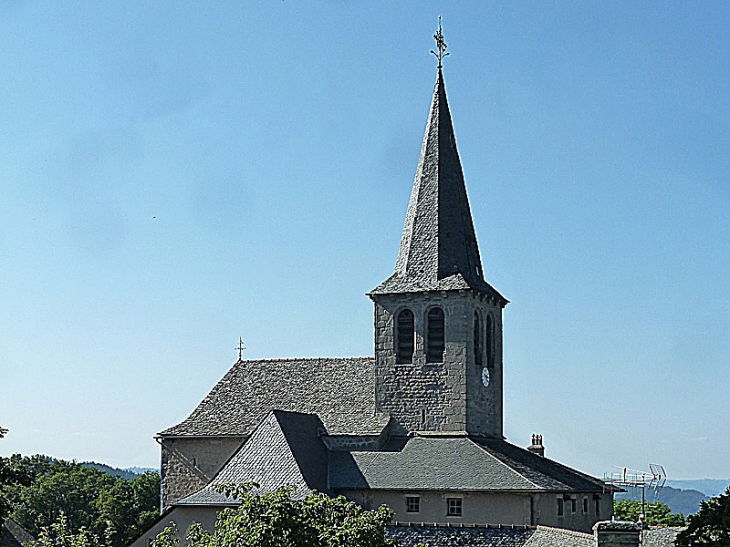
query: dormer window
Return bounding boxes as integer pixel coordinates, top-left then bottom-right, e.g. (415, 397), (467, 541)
(426, 307), (445, 363)
(396, 309), (415, 364)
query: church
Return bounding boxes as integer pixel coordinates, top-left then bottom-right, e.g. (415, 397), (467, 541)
(131, 28), (622, 547)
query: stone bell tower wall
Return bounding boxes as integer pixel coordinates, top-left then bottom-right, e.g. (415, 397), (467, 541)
(373, 290), (503, 437)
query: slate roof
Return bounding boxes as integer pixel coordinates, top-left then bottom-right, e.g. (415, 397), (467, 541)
(160, 357), (388, 436)
(370, 69), (506, 304)
(177, 410), (330, 505)
(641, 527), (684, 547)
(387, 524), (594, 547)
(388, 524), (681, 547)
(474, 438), (617, 492)
(330, 435), (610, 493)
(1, 519), (35, 547)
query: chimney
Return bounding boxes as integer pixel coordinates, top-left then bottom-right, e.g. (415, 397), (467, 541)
(527, 434), (545, 457)
(593, 521), (641, 547)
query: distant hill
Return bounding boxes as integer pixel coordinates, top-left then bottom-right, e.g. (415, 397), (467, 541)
(80, 462), (158, 480)
(124, 466), (159, 476)
(616, 485), (708, 516)
(665, 479), (730, 498)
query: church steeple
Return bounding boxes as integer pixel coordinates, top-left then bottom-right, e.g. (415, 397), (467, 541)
(371, 66), (505, 303)
(369, 26), (507, 438)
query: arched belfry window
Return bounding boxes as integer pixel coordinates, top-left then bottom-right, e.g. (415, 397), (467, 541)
(396, 309), (414, 364)
(426, 307), (445, 363)
(474, 311), (483, 367)
(486, 314), (494, 369)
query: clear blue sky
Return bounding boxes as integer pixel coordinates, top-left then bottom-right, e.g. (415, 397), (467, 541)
(1, 2), (728, 480)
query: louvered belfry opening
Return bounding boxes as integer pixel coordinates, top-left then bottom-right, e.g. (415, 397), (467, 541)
(396, 309), (415, 364)
(486, 314), (494, 369)
(474, 311), (483, 367)
(426, 307), (445, 363)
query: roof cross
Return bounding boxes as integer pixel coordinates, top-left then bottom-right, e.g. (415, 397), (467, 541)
(430, 16), (449, 69)
(236, 337), (246, 360)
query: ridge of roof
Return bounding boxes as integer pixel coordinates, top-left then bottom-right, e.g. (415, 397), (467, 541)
(228, 356), (375, 364)
(370, 69), (506, 304)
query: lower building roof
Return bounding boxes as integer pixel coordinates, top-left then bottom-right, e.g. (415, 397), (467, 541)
(176, 410), (329, 506)
(1, 519), (35, 547)
(330, 435), (612, 493)
(387, 523), (594, 547)
(388, 524), (682, 547)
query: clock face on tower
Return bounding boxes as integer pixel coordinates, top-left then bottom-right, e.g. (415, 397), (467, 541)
(481, 367), (490, 388)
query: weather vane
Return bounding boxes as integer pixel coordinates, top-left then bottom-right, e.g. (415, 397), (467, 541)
(430, 15), (449, 69)
(236, 337), (246, 360)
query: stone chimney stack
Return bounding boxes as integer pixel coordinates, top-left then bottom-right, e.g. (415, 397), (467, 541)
(527, 434), (545, 457)
(593, 521), (641, 547)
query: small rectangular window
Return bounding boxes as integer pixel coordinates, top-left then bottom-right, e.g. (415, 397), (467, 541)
(583, 498), (588, 513)
(557, 498), (564, 516)
(595, 498), (600, 514)
(446, 498), (462, 517)
(406, 496), (420, 513)
(571, 498), (577, 513)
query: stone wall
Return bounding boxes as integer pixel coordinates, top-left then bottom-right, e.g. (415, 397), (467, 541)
(160, 436), (245, 508)
(372, 290), (503, 437)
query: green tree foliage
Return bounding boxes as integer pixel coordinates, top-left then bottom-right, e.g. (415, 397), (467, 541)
(29, 513), (105, 547)
(675, 486), (730, 547)
(0, 454), (33, 525)
(153, 485), (396, 547)
(613, 499), (685, 526)
(0, 454), (160, 547)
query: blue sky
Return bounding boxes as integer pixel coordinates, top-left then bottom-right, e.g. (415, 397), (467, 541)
(1, 2), (728, 480)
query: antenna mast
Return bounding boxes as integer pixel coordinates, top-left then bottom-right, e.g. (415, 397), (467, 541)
(605, 464), (667, 523)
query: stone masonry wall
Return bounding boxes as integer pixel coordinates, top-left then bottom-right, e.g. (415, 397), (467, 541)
(160, 436), (245, 509)
(373, 290), (503, 437)
(465, 294), (504, 438)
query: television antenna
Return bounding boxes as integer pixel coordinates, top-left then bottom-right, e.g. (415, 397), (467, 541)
(604, 464), (667, 523)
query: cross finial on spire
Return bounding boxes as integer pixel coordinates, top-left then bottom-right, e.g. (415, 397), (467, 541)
(236, 337), (245, 360)
(430, 15), (449, 69)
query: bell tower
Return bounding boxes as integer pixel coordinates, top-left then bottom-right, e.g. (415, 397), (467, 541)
(368, 24), (508, 438)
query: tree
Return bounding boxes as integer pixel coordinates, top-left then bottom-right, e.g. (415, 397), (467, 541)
(153, 485), (396, 547)
(29, 513), (105, 547)
(613, 499), (685, 526)
(675, 486), (730, 547)
(2, 455), (160, 547)
(0, 454), (33, 526)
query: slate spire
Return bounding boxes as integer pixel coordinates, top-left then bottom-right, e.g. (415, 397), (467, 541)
(371, 67), (505, 302)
